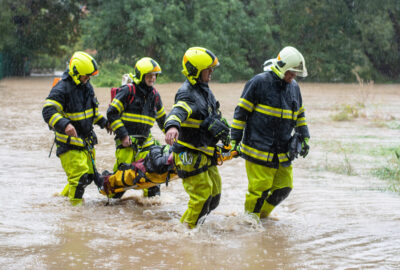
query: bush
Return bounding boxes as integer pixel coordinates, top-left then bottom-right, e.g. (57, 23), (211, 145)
(90, 62), (132, 87)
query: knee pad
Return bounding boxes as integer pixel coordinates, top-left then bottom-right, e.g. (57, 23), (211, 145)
(75, 174), (92, 199)
(266, 187), (292, 206)
(209, 194), (221, 213)
(253, 189), (270, 213)
(196, 196), (212, 226)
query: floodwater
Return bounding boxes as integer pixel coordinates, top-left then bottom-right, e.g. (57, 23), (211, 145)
(0, 77), (399, 269)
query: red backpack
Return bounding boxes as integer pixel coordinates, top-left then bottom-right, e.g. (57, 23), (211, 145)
(110, 84), (136, 104)
(110, 84), (159, 106)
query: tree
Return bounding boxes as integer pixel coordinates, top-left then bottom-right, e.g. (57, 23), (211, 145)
(0, 0), (83, 76)
(352, 0), (400, 81)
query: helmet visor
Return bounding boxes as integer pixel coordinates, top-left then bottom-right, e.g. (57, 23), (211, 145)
(88, 59), (99, 76)
(288, 62), (307, 77)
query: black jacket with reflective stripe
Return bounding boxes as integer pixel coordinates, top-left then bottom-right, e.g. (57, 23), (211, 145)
(42, 70), (107, 155)
(164, 80), (220, 156)
(107, 82), (165, 140)
(231, 71), (310, 167)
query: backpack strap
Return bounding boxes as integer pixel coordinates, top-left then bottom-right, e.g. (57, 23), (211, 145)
(127, 84), (136, 104)
(152, 88), (159, 105)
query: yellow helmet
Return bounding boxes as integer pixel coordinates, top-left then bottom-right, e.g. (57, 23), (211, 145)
(182, 47), (219, 85)
(271, 46), (307, 79)
(68, 51), (98, 85)
(130, 57), (162, 84)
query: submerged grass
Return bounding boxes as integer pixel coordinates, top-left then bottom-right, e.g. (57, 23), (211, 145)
(372, 152), (400, 192)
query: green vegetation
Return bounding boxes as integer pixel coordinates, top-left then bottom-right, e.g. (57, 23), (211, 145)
(321, 148), (356, 176)
(1, 0), (400, 84)
(372, 152), (400, 192)
(331, 103), (364, 121)
(91, 62), (131, 87)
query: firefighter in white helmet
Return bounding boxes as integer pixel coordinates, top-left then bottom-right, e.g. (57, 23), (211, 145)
(231, 46), (310, 219)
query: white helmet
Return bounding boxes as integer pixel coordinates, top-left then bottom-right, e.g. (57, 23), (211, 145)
(263, 58), (275, 71)
(270, 46), (307, 79)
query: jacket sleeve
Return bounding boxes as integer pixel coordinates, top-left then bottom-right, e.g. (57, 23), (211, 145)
(295, 88), (310, 139)
(42, 82), (70, 133)
(107, 85), (132, 139)
(164, 90), (197, 132)
(231, 78), (259, 142)
(154, 91), (166, 133)
(92, 95), (108, 129)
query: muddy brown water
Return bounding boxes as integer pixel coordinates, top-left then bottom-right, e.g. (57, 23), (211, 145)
(0, 77), (399, 269)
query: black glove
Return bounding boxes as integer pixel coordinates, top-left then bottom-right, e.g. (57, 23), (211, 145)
(287, 133), (302, 161)
(201, 116), (230, 144)
(300, 138), (310, 158)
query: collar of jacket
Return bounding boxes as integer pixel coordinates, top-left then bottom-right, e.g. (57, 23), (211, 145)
(270, 71), (288, 90)
(138, 81), (154, 95)
(196, 81), (211, 92)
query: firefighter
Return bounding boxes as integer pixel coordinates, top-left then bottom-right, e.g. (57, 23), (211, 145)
(231, 46), (310, 219)
(42, 51), (112, 206)
(165, 47), (230, 228)
(107, 57), (166, 198)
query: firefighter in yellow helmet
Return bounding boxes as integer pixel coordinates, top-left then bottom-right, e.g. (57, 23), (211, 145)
(165, 47), (230, 228)
(42, 51), (112, 206)
(231, 46), (310, 219)
(107, 57), (166, 198)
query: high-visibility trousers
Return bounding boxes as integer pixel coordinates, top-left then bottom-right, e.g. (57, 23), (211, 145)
(174, 150), (221, 228)
(244, 160), (293, 218)
(59, 149), (95, 206)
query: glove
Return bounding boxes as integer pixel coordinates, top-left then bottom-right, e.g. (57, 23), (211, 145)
(230, 140), (241, 156)
(287, 133), (302, 161)
(201, 116), (230, 144)
(300, 137), (310, 158)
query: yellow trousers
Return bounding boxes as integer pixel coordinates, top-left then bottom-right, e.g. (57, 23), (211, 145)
(244, 160), (293, 218)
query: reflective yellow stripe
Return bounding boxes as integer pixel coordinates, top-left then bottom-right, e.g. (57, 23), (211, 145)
(49, 113), (63, 128)
(55, 132), (85, 147)
(110, 98), (124, 113)
(296, 117), (307, 127)
(238, 98), (254, 112)
(242, 143), (289, 163)
(43, 99), (64, 112)
(93, 114), (104, 124)
(121, 112), (155, 126)
(298, 106), (305, 114)
(241, 143), (273, 162)
(165, 115), (182, 124)
(277, 153), (289, 162)
(181, 118), (202, 128)
(177, 140), (215, 156)
(231, 119), (246, 130)
(65, 108), (94, 121)
(111, 119), (124, 131)
(254, 104), (282, 117)
(173, 101), (192, 117)
(141, 139), (155, 149)
(156, 107), (166, 119)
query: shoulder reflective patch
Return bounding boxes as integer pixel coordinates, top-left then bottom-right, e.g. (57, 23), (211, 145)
(110, 98), (124, 114)
(173, 101), (193, 117)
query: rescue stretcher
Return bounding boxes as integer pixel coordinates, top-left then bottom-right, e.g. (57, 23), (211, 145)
(98, 144), (238, 198)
